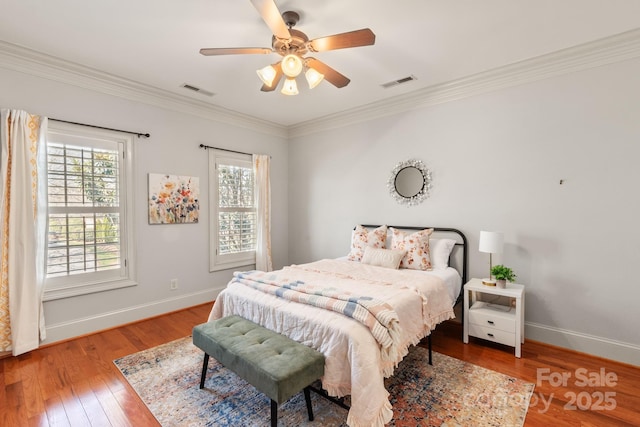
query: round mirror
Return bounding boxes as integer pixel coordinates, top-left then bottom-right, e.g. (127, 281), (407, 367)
(394, 166), (424, 198)
(387, 159), (432, 206)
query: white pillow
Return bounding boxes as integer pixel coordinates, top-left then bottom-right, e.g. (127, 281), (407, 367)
(361, 247), (406, 269)
(429, 238), (456, 270)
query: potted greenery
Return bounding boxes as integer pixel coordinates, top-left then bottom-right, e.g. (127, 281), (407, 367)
(491, 265), (516, 288)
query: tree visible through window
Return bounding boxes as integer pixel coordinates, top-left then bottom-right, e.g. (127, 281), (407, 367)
(47, 143), (121, 276)
(44, 122), (136, 300)
(218, 163), (255, 254)
(209, 151), (256, 271)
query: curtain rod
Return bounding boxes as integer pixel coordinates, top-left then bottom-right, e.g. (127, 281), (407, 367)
(50, 118), (150, 138)
(199, 144), (252, 156)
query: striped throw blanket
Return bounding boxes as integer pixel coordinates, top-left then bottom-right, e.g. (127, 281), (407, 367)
(232, 270), (402, 360)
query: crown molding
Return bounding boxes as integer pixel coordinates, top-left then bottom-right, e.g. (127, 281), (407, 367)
(0, 41), (288, 138)
(2, 28), (640, 140)
(288, 28), (640, 138)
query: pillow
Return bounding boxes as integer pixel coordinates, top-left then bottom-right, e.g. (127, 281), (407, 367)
(347, 225), (387, 262)
(390, 227), (434, 270)
(429, 238), (457, 270)
(361, 247), (406, 269)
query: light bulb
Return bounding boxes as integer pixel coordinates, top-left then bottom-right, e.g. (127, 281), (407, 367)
(256, 65), (277, 87)
(305, 67), (324, 89)
(281, 78), (299, 96)
(281, 54), (303, 78)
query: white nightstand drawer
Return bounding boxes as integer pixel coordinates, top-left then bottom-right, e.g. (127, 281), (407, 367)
(468, 323), (516, 347)
(463, 279), (525, 358)
(468, 302), (515, 333)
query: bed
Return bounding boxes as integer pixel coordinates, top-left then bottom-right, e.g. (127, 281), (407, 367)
(208, 225), (468, 427)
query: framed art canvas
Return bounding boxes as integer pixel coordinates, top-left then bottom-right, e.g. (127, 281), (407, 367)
(148, 173), (199, 224)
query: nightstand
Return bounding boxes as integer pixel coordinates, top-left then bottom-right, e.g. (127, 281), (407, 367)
(463, 278), (525, 358)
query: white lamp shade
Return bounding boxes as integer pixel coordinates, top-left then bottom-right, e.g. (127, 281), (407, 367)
(305, 67), (324, 89)
(479, 231), (504, 254)
(280, 78), (299, 96)
(256, 65), (277, 87)
(281, 54), (303, 78)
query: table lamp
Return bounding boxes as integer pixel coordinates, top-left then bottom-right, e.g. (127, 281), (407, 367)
(479, 231), (504, 286)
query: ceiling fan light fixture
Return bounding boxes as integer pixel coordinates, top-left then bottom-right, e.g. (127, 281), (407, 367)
(256, 64), (277, 87)
(305, 67), (324, 89)
(281, 78), (299, 96)
(200, 2), (377, 95)
(281, 54), (303, 77)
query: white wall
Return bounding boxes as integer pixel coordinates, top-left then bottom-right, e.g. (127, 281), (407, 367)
(2, 51), (639, 365)
(0, 67), (289, 344)
(288, 58), (640, 365)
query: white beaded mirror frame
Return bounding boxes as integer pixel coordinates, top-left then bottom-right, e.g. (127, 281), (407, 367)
(387, 159), (432, 206)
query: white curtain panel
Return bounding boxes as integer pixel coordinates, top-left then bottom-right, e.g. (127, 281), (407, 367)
(0, 109), (48, 355)
(253, 154), (272, 272)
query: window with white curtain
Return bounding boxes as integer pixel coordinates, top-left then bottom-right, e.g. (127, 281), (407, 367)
(44, 122), (136, 300)
(209, 150), (256, 271)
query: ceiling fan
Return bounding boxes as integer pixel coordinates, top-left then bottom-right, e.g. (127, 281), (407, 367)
(199, 0), (376, 95)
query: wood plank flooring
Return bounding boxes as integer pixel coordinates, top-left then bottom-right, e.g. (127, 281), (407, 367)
(1, 303), (638, 426)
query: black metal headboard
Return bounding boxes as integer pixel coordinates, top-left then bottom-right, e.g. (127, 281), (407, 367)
(360, 225), (468, 306)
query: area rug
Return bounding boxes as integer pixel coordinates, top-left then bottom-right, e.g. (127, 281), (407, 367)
(114, 337), (534, 426)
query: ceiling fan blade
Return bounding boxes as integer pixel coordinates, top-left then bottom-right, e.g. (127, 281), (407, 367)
(250, 0), (291, 40)
(308, 28), (375, 52)
(260, 61), (283, 92)
(199, 47), (273, 56)
(306, 58), (350, 88)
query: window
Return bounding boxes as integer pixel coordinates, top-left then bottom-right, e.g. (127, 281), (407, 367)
(209, 150), (256, 271)
(44, 122), (136, 300)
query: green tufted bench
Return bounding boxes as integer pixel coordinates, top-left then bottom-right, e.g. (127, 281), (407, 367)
(192, 315), (325, 427)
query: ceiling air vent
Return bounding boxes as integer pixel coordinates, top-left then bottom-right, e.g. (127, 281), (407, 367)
(381, 75), (417, 89)
(180, 83), (215, 97)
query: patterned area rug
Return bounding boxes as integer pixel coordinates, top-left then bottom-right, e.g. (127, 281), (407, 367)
(114, 337), (534, 426)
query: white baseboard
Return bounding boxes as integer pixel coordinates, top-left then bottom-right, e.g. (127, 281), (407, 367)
(42, 295), (640, 367)
(525, 321), (640, 367)
(43, 288), (223, 345)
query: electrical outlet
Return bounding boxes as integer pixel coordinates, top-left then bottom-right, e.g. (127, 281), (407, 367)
(170, 279), (178, 290)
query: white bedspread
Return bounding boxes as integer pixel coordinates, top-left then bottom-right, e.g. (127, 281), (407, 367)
(208, 259), (455, 427)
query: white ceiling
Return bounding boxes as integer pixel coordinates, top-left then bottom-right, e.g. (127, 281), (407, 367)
(2, 0), (640, 127)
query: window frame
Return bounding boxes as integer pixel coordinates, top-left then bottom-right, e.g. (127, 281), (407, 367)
(43, 121), (137, 301)
(209, 150), (256, 272)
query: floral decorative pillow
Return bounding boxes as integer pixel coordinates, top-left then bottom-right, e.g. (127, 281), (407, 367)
(348, 225), (388, 262)
(390, 227), (434, 270)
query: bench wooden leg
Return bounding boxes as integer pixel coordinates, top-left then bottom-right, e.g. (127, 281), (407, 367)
(304, 387), (314, 421)
(199, 353), (210, 389)
(270, 399), (278, 427)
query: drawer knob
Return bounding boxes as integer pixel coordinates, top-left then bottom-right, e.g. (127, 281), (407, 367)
(487, 333), (494, 338)
(487, 320), (494, 325)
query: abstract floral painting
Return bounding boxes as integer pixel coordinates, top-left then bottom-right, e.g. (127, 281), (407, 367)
(148, 174), (199, 224)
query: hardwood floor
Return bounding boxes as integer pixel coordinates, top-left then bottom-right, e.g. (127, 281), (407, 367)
(431, 322), (639, 427)
(1, 303), (638, 426)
